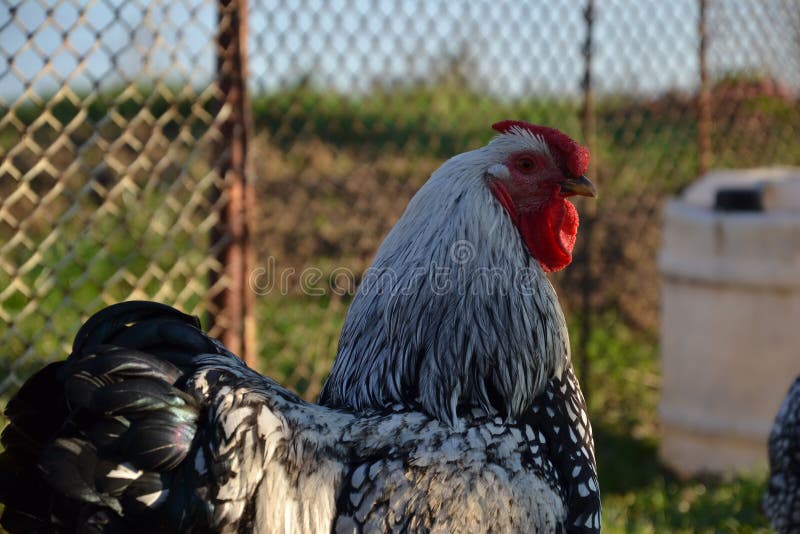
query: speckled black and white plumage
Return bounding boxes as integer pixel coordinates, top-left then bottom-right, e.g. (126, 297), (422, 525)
(764, 377), (800, 533)
(0, 302), (597, 533)
(0, 124), (600, 533)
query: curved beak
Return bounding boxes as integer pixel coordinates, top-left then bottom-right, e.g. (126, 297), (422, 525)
(561, 175), (597, 198)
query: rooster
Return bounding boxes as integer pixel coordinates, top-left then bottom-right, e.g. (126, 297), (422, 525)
(0, 120), (599, 533)
(764, 376), (800, 533)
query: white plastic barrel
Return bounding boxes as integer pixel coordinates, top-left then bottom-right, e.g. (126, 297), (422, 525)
(658, 167), (800, 477)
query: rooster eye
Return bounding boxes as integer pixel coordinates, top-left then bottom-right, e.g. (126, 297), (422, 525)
(515, 157), (536, 172)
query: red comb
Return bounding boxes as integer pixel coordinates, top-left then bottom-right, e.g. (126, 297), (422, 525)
(492, 120), (590, 177)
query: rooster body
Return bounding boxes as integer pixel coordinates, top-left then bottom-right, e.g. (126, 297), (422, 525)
(0, 121), (600, 533)
(764, 377), (800, 533)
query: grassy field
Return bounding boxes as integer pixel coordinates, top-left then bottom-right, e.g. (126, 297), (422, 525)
(584, 317), (769, 532)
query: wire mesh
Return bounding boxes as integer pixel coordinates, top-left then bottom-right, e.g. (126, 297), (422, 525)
(245, 0), (800, 398)
(1, 0), (799, 403)
(0, 0), (232, 393)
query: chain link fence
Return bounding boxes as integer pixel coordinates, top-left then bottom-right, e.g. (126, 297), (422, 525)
(0, 0), (249, 393)
(246, 0), (800, 398)
(2, 0), (799, 403)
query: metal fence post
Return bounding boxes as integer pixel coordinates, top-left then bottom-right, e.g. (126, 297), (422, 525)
(212, 0), (257, 368)
(578, 0), (596, 398)
(698, 0), (711, 174)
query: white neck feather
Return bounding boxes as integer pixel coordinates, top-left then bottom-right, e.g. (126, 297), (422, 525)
(319, 142), (571, 425)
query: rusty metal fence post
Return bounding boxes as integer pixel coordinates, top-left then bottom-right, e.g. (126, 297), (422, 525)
(212, 0), (257, 368)
(577, 0), (596, 396)
(698, 0), (711, 175)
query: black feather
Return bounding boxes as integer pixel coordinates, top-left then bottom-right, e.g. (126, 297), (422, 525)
(72, 301), (201, 355)
(87, 416), (131, 448)
(94, 459), (141, 497)
(3, 361), (67, 454)
(1, 302), (216, 532)
(108, 319), (219, 358)
(118, 472), (169, 515)
(88, 379), (196, 417)
(77, 506), (129, 534)
(68, 348), (184, 384)
(39, 438), (120, 512)
(0, 432), (74, 533)
(109, 412), (197, 471)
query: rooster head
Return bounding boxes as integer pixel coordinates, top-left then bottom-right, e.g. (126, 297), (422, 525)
(486, 120), (595, 272)
(320, 121), (596, 425)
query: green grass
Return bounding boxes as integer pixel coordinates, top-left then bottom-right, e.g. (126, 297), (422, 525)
(577, 314), (769, 532)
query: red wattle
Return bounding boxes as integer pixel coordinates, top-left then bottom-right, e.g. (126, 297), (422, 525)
(519, 198), (578, 272)
(490, 182), (579, 272)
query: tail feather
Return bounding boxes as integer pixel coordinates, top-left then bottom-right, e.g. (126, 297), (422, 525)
(1, 301), (223, 532)
(40, 438), (119, 511)
(106, 318), (218, 356)
(106, 410), (197, 471)
(2, 362), (68, 455)
(71, 301), (201, 355)
(63, 355), (184, 411)
(93, 460), (143, 497)
(68, 348), (185, 384)
(88, 378), (196, 417)
(0, 456), (73, 533)
(76, 506), (129, 534)
(87, 417), (130, 449)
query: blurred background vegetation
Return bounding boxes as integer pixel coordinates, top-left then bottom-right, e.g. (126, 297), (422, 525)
(3, 0), (800, 531)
